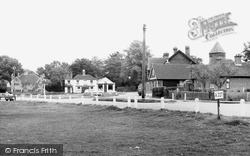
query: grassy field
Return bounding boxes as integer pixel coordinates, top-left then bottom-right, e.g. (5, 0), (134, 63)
(1, 101), (250, 156)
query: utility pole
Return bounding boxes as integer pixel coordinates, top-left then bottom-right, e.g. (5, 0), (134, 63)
(142, 24), (146, 99)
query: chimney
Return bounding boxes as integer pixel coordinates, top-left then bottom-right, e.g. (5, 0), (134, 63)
(234, 54), (242, 66)
(173, 47), (178, 53)
(185, 46), (190, 57)
(163, 52), (169, 58)
(82, 69), (86, 76)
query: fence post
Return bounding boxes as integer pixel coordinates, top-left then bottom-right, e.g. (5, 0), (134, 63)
(172, 93), (174, 100)
(184, 93), (186, 101)
(113, 97), (116, 106)
(161, 97), (164, 109)
(50, 95), (52, 100)
(195, 98), (199, 113)
(22, 94), (25, 101)
(69, 95), (71, 100)
(127, 97), (131, 107)
(81, 95), (84, 105)
(44, 94), (46, 100)
(95, 96), (99, 105)
(30, 94), (32, 100)
(37, 95), (39, 99)
(58, 95), (61, 101)
(134, 97), (138, 109)
(240, 99), (245, 117)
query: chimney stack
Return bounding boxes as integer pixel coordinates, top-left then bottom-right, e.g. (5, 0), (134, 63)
(173, 47), (178, 53)
(234, 54), (242, 66)
(163, 52), (169, 58)
(185, 46), (190, 57)
(82, 69), (86, 76)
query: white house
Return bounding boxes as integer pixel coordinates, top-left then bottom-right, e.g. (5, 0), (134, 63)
(64, 70), (116, 94)
(64, 70), (98, 93)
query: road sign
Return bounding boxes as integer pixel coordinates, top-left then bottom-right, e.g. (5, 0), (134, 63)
(214, 91), (224, 99)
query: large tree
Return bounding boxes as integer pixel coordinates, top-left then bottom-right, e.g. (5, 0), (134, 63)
(243, 41), (250, 62)
(69, 58), (96, 78)
(120, 40), (152, 87)
(91, 56), (105, 78)
(0, 55), (24, 82)
(37, 61), (70, 92)
(103, 51), (124, 87)
(190, 55), (203, 64)
(190, 64), (209, 91)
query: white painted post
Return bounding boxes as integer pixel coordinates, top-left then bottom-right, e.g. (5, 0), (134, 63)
(59, 95), (61, 100)
(37, 95), (39, 99)
(30, 94), (32, 100)
(69, 95), (71, 100)
(81, 95), (84, 105)
(50, 95), (52, 100)
(184, 93), (186, 101)
(127, 97), (131, 107)
(22, 94), (24, 100)
(113, 97), (116, 106)
(96, 96), (99, 105)
(172, 93), (174, 100)
(161, 97), (164, 109)
(134, 97), (138, 109)
(240, 99), (245, 117)
(44, 94), (46, 100)
(195, 98), (199, 113)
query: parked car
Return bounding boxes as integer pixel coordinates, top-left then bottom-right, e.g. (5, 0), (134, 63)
(0, 92), (16, 101)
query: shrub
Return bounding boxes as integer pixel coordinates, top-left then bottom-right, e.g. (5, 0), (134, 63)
(116, 86), (136, 92)
(227, 92), (247, 101)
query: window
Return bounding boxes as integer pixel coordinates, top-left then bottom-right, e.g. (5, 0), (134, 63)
(78, 87), (80, 89)
(90, 80), (93, 84)
(67, 80), (70, 83)
(77, 80), (79, 84)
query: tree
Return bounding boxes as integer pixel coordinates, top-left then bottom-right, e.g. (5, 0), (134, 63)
(91, 56), (105, 78)
(69, 58), (95, 78)
(190, 64), (209, 91)
(0, 55), (24, 82)
(207, 60), (238, 89)
(242, 42), (250, 62)
(190, 55), (203, 64)
(103, 52), (124, 87)
(120, 40), (152, 87)
(191, 60), (238, 91)
(37, 61), (70, 92)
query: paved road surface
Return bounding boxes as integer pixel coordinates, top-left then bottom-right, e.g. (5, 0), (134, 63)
(17, 92), (250, 117)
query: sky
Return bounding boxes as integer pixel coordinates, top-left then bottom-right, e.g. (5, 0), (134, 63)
(0, 0), (249, 72)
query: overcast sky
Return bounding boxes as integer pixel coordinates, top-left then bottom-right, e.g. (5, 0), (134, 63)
(0, 0), (249, 72)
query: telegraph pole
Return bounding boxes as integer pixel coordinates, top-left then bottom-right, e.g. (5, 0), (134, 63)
(142, 24), (146, 99)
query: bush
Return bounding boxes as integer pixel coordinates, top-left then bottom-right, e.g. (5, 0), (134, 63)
(116, 86), (136, 92)
(227, 92), (247, 101)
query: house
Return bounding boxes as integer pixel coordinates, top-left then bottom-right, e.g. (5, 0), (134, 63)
(11, 71), (44, 93)
(64, 70), (98, 93)
(148, 46), (197, 89)
(207, 42), (250, 92)
(64, 70), (116, 93)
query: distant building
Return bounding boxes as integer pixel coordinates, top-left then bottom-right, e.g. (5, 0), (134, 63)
(64, 70), (115, 93)
(148, 46), (196, 90)
(11, 71), (44, 93)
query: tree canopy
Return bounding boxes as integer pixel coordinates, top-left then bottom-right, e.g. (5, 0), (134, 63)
(243, 42), (250, 62)
(120, 40), (152, 87)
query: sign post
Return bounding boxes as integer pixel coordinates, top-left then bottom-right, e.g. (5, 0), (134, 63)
(214, 90), (224, 119)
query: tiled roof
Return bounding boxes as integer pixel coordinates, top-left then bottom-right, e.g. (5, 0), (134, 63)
(73, 74), (97, 80)
(210, 42), (225, 53)
(152, 64), (191, 80)
(168, 50), (196, 64)
(147, 57), (168, 70)
(234, 63), (250, 77)
(17, 73), (41, 84)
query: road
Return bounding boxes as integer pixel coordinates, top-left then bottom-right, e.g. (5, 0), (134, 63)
(17, 92), (250, 117)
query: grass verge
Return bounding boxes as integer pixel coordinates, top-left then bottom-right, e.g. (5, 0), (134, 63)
(1, 101), (250, 156)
